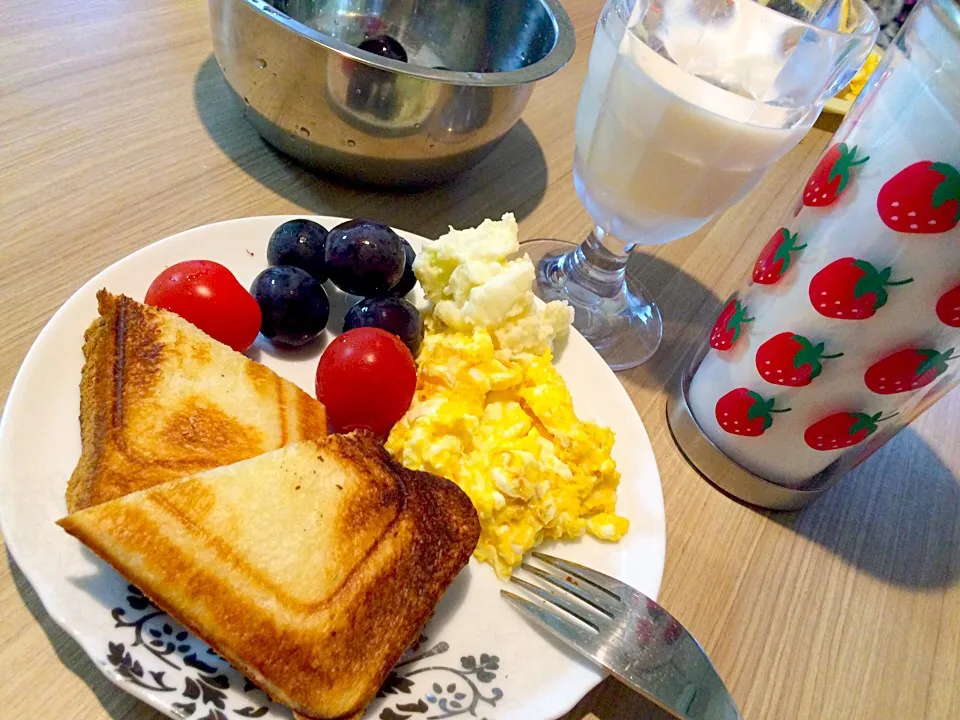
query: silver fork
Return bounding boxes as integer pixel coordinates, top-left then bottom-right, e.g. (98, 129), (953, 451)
(502, 552), (742, 720)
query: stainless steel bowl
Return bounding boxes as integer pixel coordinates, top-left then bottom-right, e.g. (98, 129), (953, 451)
(208, 0), (575, 186)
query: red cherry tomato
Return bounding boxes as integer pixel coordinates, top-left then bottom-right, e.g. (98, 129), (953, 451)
(316, 327), (416, 436)
(145, 260), (261, 352)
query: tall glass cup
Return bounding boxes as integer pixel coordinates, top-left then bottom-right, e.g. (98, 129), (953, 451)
(524, 0), (878, 369)
(668, 0), (960, 509)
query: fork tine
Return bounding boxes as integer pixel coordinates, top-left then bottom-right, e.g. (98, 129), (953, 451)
(500, 590), (599, 650)
(520, 562), (619, 617)
(530, 552), (630, 599)
(507, 575), (606, 629)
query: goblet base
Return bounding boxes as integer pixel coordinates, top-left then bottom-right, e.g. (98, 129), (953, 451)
(521, 238), (663, 371)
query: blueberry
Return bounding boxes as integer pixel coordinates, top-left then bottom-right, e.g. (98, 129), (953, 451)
(325, 220), (406, 296)
(343, 296), (423, 355)
(250, 266), (329, 347)
(358, 35), (408, 63)
(389, 240), (417, 297)
(267, 219), (329, 282)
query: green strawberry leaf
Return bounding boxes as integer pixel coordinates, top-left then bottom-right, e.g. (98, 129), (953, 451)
(874, 288), (889, 311)
(726, 301), (754, 341)
(916, 348), (954, 377)
(852, 260), (881, 299)
(773, 231), (793, 261)
(828, 158), (847, 192)
(792, 335), (817, 368)
(745, 392), (789, 429)
(849, 412), (878, 436)
(803, 341), (825, 379)
(791, 335), (843, 377)
(930, 162), (960, 222)
(726, 316), (740, 338)
(853, 261), (912, 307)
(745, 392), (769, 422)
(772, 230), (805, 273)
(829, 144), (870, 194)
(851, 411), (898, 436)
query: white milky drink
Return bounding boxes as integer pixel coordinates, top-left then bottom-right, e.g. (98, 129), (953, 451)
(573, 0), (816, 245)
(687, 3), (960, 486)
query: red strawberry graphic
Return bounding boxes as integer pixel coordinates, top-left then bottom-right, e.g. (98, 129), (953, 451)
(802, 143), (869, 207)
(877, 161), (960, 234)
(709, 299), (753, 350)
(864, 347), (955, 395)
(809, 258), (913, 320)
(753, 228), (806, 285)
(755, 332), (843, 387)
(715, 388), (790, 437)
(804, 411), (897, 451)
(936, 283), (960, 328)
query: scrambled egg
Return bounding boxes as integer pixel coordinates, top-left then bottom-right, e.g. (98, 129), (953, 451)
(413, 213), (572, 358)
(386, 214), (629, 577)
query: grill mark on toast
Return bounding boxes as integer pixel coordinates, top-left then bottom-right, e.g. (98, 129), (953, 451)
(245, 361), (289, 446)
(145, 487), (402, 612)
(278, 375), (288, 446)
(161, 401), (264, 461)
(112, 294), (165, 443)
(297, 387), (328, 440)
(145, 438), (409, 611)
(62, 496), (403, 715)
(58, 433), (480, 718)
(68, 292), (328, 510)
(111, 294), (128, 434)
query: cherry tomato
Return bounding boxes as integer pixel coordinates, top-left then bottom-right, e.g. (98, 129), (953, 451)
(145, 260), (262, 352)
(315, 327), (416, 436)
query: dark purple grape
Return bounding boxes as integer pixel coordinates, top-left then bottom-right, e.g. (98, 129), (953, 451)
(250, 266), (329, 347)
(325, 220), (405, 296)
(348, 36), (407, 118)
(358, 35), (408, 62)
(389, 240), (417, 297)
(343, 296), (423, 355)
(267, 219), (329, 282)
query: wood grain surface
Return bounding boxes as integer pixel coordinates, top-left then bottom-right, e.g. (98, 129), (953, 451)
(1, 1), (958, 719)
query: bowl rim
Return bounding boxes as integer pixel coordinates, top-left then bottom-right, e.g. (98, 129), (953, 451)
(241, 0), (577, 86)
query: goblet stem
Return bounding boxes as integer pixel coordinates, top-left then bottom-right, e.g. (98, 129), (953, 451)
(521, 227), (663, 371)
(559, 227), (631, 297)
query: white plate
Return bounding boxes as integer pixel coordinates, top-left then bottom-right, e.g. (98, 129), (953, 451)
(0, 216), (665, 720)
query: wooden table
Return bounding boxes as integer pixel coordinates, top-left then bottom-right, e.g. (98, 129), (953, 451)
(3, 1), (958, 719)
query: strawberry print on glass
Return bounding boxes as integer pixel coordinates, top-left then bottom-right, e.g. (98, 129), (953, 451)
(715, 388), (790, 437)
(804, 411), (897, 451)
(936, 283), (960, 328)
(864, 347), (955, 394)
(709, 299), (753, 350)
(677, 0), (960, 495)
(809, 258), (913, 319)
(755, 332), (843, 387)
(877, 161), (960, 234)
(802, 143), (869, 207)
(753, 228), (806, 285)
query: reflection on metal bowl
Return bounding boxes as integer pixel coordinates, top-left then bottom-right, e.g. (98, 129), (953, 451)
(208, 0), (575, 186)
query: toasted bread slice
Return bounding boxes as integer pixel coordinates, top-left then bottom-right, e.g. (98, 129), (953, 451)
(58, 432), (480, 719)
(67, 291), (327, 512)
